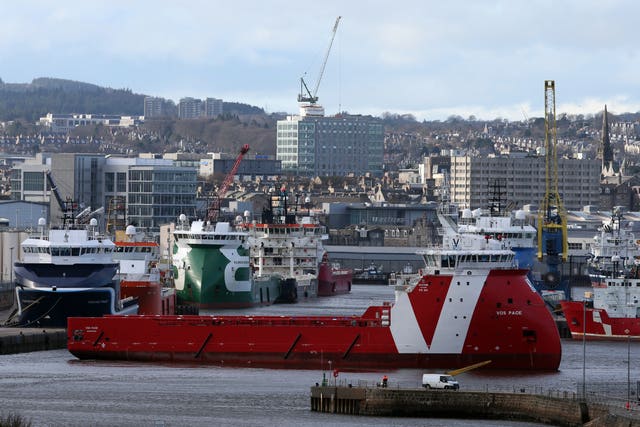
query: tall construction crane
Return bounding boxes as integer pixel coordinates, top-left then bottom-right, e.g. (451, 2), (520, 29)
(536, 80), (569, 293)
(207, 144), (250, 222)
(298, 16), (341, 105)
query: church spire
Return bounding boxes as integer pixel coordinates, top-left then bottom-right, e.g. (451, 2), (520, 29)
(599, 105), (615, 177)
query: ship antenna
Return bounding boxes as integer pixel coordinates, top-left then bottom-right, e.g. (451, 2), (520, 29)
(487, 178), (507, 217)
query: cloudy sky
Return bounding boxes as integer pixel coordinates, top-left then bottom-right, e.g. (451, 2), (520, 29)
(2, 0), (639, 120)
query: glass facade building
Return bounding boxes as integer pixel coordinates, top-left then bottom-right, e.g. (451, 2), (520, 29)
(277, 114), (384, 177)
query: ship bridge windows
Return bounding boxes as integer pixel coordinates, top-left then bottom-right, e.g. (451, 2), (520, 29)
(441, 255), (456, 268)
(51, 247), (71, 256)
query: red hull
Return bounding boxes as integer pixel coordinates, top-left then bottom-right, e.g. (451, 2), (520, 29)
(120, 280), (176, 316)
(68, 268), (561, 371)
(317, 262), (352, 296)
(560, 300), (640, 341)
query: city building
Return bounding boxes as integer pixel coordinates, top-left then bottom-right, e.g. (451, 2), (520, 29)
(205, 98), (223, 117)
(178, 97), (203, 119)
(11, 153), (107, 223)
(143, 97), (177, 118)
(199, 152), (281, 181)
(449, 153), (601, 211)
(10, 153), (197, 232)
(38, 113), (143, 133)
(103, 158), (197, 231)
(595, 104), (640, 211)
(276, 114), (384, 177)
(177, 97), (224, 119)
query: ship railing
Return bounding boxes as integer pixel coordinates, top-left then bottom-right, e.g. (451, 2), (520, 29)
(206, 315), (385, 328)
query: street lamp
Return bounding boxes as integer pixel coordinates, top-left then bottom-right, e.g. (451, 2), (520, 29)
(626, 328), (631, 409)
(582, 299), (586, 402)
(9, 246), (14, 284)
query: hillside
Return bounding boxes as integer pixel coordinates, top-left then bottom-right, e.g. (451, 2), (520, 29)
(0, 78), (144, 121)
(0, 77), (265, 122)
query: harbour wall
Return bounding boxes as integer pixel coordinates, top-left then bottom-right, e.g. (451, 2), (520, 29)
(0, 281), (14, 310)
(0, 328), (66, 355)
(310, 386), (640, 427)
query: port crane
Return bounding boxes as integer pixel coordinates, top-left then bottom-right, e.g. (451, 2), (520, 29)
(536, 80), (569, 297)
(45, 170), (78, 228)
(298, 16), (341, 105)
(207, 144), (250, 222)
(46, 171), (104, 227)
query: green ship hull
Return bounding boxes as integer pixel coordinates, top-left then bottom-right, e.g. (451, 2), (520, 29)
(173, 220), (282, 309)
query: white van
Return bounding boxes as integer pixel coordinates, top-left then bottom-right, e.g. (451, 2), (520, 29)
(421, 374), (459, 390)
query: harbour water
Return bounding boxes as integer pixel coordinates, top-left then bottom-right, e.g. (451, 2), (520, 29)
(0, 285), (638, 427)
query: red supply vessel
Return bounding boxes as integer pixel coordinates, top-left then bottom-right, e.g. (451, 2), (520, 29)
(68, 230), (561, 371)
(317, 253), (352, 296)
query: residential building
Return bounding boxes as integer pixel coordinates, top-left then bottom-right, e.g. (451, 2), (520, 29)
(177, 97), (224, 119)
(38, 113), (143, 133)
(276, 114), (384, 177)
(144, 96), (177, 118)
(205, 98), (223, 117)
(178, 97), (203, 119)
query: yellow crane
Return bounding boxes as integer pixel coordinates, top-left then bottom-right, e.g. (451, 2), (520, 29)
(536, 80), (569, 296)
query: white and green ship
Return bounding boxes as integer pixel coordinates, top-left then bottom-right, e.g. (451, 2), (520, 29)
(172, 214), (281, 309)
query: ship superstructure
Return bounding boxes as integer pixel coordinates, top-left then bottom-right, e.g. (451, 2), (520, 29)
(172, 214), (281, 308)
(560, 211), (640, 341)
(242, 189), (326, 302)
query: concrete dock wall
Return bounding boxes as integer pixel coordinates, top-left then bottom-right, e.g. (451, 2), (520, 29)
(0, 282), (14, 310)
(0, 328), (66, 355)
(311, 386), (640, 427)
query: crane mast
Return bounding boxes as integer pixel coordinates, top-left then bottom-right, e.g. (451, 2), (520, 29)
(536, 80), (569, 292)
(45, 170), (78, 228)
(207, 144), (250, 223)
(298, 16), (341, 105)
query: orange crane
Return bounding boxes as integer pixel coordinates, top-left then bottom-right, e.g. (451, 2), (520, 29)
(207, 144), (250, 222)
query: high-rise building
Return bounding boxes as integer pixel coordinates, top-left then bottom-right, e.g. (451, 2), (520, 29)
(276, 114), (384, 177)
(205, 98), (223, 117)
(178, 97), (203, 119)
(144, 97), (177, 118)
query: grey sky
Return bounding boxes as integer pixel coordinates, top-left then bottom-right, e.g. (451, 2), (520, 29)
(2, 0), (639, 120)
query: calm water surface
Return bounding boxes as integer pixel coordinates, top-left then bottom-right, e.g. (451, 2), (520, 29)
(0, 285), (637, 427)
